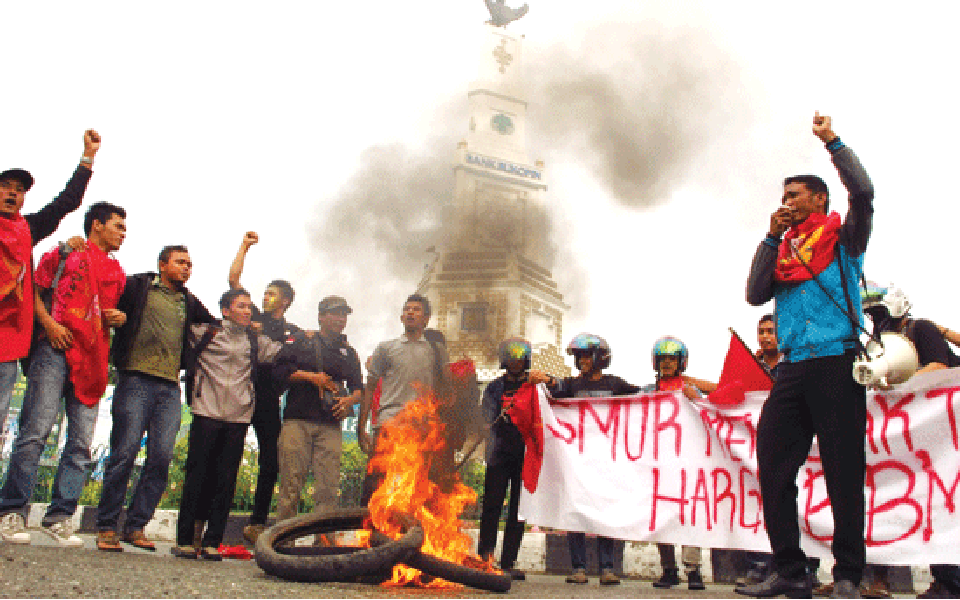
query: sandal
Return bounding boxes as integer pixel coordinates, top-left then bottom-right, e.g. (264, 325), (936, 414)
(170, 545), (198, 559)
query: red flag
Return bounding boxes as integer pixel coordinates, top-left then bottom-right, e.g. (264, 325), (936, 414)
(506, 382), (544, 493)
(708, 329), (774, 406)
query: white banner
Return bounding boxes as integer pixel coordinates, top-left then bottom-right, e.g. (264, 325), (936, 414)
(519, 368), (960, 564)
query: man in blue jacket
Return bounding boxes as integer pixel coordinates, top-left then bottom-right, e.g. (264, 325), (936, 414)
(740, 113), (874, 599)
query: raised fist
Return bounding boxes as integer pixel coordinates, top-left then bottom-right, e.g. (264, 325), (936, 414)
(83, 130), (101, 156)
(241, 231), (259, 248)
(812, 111), (837, 144)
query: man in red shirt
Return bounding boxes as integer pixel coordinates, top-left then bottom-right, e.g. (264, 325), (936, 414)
(0, 201), (126, 546)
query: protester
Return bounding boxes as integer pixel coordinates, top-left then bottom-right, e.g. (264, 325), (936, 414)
(477, 338), (533, 581)
(271, 295), (362, 524)
(735, 316), (821, 592)
(642, 336), (706, 591)
(741, 112), (874, 599)
(95, 245), (214, 552)
(358, 294), (449, 503)
(170, 289), (284, 560)
(0, 130), (102, 435)
(861, 285), (960, 599)
(755, 314), (783, 377)
(536, 333), (637, 586)
(0, 202), (126, 546)
(227, 231), (301, 544)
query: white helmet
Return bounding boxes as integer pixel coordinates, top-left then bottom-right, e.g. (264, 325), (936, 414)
(862, 282), (911, 320)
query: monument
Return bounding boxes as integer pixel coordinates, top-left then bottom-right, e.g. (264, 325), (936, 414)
(417, 7), (571, 382)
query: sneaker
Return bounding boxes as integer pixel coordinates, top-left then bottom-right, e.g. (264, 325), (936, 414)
(0, 512), (30, 544)
(687, 568), (706, 591)
(653, 567), (681, 589)
(242, 523), (265, 545)
(505, 567), (526, 581)
(918, 580), (960, 599)
(40, 519), (83, 547)
(566, 568), (588, 584)
(599, 569), (621, 585)
(96, 530), (123, 552)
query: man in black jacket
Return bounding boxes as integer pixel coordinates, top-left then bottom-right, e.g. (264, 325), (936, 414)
(272, 295), (361, 524)
(94, 245), (214, 552)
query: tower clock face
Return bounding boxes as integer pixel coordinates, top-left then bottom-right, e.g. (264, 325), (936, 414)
(491, 113), (515, 135)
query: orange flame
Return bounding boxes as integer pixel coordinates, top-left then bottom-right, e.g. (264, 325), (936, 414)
(366, 370), (497, 588)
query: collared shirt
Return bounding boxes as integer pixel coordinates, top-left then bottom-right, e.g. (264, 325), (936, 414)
(274, 330), (364, 424)
(367, 332), (449, 426)
(188, 319), (282, 424)
(125, 276), (185, 382)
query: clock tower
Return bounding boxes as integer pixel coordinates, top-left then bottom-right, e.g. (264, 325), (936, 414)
(417, 24), (571, 382)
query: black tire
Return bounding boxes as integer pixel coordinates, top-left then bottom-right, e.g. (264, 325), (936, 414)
(370, 530), (512, 593)
(255, 507), (423, 583)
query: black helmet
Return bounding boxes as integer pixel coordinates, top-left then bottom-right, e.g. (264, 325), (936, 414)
(566, 332), (611, 370)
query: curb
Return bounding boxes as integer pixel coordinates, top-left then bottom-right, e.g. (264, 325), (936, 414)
(26, 503), (930, 589)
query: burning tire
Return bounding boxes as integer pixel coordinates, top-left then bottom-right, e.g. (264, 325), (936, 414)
(255, 507), (423, 583)
(370, 531), (513, 593)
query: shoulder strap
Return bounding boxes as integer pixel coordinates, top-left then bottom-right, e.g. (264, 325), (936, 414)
(185, 323), (220, 404)
(247, 329), (259, 368)
(42, 242), (74, 313)
(311, 334), (325, 373)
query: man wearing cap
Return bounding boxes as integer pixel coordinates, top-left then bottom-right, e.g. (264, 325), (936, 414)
(227, 231), (301, 543)
(270, 295), (363, 522)
(0, 130), (101, 436)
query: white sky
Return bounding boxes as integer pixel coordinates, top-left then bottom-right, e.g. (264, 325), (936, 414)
(4, 1), (959, 386)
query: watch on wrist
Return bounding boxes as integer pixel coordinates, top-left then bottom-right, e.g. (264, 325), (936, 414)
(79, 156), (94, 165)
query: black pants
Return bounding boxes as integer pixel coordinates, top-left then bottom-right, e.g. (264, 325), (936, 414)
(756, 351), (866, 585)
(477, 453), (524, 569)
(932, 565), (960, 593)
(248, 395), (281, 526)
(176, 415), (248, 547)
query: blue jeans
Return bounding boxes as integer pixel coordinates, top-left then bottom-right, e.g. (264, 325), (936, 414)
(0, 360), (18, 436)
(96, 371), (182, 532)
(568, 532), (617, 571)
(0, 340), (98, 524)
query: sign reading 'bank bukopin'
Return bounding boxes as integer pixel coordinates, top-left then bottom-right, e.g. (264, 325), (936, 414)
(464, 153), (542, 180)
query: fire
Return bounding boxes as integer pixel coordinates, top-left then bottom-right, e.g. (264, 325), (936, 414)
(366, 363), (498, 588)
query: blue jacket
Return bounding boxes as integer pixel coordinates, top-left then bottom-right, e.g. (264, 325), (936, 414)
(746, 143), (874, 362)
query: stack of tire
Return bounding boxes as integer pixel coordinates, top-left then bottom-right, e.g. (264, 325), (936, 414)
(254, 507), (511, 593)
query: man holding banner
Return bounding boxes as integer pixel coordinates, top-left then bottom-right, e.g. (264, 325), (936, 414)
(742, 113), (874, 599)
(543, 333), (640, 586)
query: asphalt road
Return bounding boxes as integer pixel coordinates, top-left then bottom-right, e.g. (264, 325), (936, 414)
(0, 534), (755, 599)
